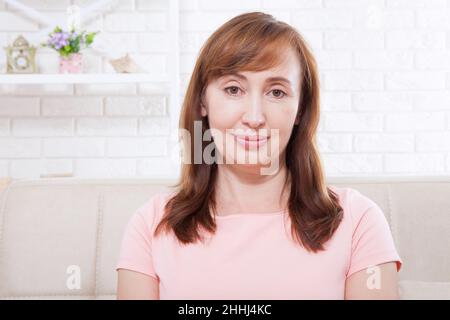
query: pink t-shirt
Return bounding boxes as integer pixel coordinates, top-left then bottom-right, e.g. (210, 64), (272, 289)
(116, 185), (402, 299)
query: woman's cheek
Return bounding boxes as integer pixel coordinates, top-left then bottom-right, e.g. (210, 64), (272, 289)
(208, 107), (240, 131)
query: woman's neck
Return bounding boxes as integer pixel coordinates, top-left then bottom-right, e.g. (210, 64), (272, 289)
(214, 163), (290, 216)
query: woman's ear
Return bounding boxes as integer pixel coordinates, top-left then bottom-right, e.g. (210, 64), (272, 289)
(200, 102), (207, 117)
(200, 94), (208, 117)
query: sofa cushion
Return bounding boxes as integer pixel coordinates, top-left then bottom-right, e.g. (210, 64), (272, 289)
(399, 281), (450, 300)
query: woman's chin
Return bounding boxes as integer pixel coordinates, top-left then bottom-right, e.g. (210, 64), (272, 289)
(221, 152), (276, 167)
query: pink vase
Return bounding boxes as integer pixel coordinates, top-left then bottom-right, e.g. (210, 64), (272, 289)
(59, 53), (83, 74)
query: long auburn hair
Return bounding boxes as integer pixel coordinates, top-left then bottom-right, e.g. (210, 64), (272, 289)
(154, 11), (343, 252)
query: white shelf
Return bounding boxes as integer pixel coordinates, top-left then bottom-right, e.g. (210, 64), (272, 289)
(1, 0), (181, 163)
(0, 73), (170, 84)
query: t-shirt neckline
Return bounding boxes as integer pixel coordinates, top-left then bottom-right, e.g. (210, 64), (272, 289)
(214, 209), (287, 219)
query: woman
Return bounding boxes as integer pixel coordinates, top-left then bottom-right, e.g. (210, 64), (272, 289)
(116, 11), (402, 300)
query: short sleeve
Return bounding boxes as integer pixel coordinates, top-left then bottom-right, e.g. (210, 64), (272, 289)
(347, 189), (403, 278)
(115, 199), (159, 280)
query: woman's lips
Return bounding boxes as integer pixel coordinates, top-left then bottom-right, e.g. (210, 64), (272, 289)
(233, 134), (269, 150)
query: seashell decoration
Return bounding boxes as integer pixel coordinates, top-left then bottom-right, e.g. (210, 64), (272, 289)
(109, 53), (145, 73)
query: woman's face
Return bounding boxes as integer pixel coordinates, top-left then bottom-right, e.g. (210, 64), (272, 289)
(201, 47), (302, 173)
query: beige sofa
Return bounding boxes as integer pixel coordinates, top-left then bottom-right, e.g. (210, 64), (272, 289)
(0, 176), (449, 300)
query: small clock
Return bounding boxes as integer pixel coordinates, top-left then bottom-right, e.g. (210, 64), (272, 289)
(14, 52), (30, 70)
(4, 35), (37, 74)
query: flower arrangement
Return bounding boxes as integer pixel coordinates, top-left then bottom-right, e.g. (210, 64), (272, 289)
(41, 26), (99, 73)
(42, 26), (99, 57)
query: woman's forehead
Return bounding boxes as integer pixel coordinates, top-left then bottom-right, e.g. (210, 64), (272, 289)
(214, 46), (300, 80)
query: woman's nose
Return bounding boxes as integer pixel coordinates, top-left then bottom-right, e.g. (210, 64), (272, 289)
(241, 97), (266, 128)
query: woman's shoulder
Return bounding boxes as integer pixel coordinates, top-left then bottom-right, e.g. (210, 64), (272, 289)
(327, 184), (354, 208)
(328, 184), (378, 207)
(132, 190), (177, 229)
(328, 184), (388, 229)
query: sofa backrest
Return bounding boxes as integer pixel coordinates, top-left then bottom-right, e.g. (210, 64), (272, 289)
(0, 176), (449, 299)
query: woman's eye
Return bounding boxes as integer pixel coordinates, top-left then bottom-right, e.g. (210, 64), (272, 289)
(224, 86), (287, 98)
(270, 89), (287, 99)
(224, 86), (242, 96)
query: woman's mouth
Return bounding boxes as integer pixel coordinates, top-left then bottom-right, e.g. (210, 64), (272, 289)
(232, 134), (270, 150)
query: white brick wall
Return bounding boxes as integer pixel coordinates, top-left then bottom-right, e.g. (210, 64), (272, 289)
(0, 0), (449, 179)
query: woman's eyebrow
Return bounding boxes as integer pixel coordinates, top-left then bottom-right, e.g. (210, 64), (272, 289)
(223, 73), (293, 87)
(266, 76), (293, 87)
(219, 72), (247, 83)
